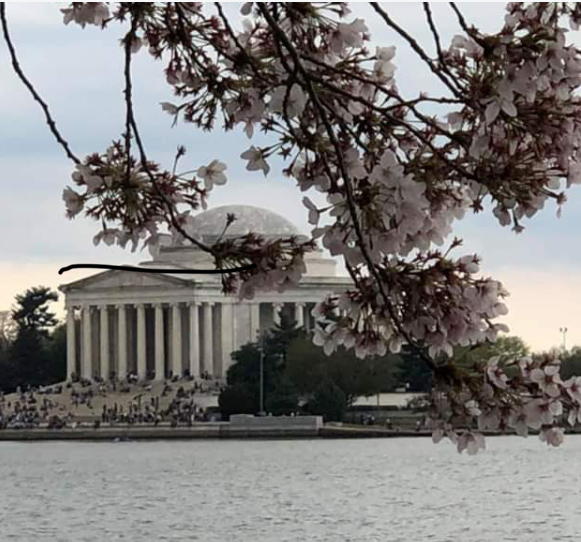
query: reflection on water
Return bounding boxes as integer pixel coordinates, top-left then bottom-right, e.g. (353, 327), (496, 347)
(1, 436), (580, 541)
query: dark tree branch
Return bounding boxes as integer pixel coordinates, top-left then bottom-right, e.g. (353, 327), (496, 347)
(258, 3), (436, 369)
(370, 2), (462, 99)
(423, 4), (445, 65)
(449, 2), (487, 48)
(0, 2), (80, 164)
(121, 11), (214, 257)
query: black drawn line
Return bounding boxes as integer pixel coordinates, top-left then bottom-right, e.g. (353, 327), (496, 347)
(58, 263), (256, 275)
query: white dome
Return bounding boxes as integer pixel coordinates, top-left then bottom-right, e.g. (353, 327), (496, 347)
(145, 204), (341, 278)
(184, 205), (304, 243)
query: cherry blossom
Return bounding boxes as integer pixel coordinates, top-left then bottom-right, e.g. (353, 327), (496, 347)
(564, 376), (581, 404)
(302, 197), (320, 226)
(62, 187), (83, 218)
(269, 85), (308, 118)
(524, 398), (562, 430)
(486, 357), (508, 389)
(530, 364), (562, 398)
(240, 146), (270, 177)
(61, 3), (109, 28)
(456, 431), (486, 455)
(539, 427), (565, 448)
(196, 160), (227, 191)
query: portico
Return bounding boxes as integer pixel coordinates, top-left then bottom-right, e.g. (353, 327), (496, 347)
(59, 205), (352, 382)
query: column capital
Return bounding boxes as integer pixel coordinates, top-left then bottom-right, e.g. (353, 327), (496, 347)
(188, 300), (199, 307)
(115, 303), (126, 310)
(296, 302), (306, 307)
(205, 301), (215, 307)
(273, 302), (284, 309)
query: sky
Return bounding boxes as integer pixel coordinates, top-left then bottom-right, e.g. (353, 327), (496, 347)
(0, 1), (580, 352)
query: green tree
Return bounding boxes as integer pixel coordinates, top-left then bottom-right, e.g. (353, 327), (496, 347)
(47, 323), (67, 383)
(561, 347), (581, 380)
(265, 379), (299, 416)
(396, 345), (433, 392)
(0, 335), (15, 392)
(285, 337), (400, 404)
(220, 314), (304, 417)
(8, 286), (60, 389)
(455, 335), (530, 370)
(12, 286), (58, 336)
(306, 379), (347, 422)
(218, 384), (259, 421)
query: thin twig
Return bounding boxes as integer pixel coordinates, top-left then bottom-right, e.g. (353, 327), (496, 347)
(370, 2), (462, 99)
(423, 4), (447, 68)
(0, 3), (80, 164)
(449, 2), (487, 48)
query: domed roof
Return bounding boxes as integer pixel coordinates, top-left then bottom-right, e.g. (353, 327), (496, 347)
(185, 205), (303, 243)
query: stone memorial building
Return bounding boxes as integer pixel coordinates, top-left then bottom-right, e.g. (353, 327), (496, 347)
(59, 205), (351, 382)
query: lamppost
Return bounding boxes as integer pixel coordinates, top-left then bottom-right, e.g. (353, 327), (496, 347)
(259, 332), (266, 416)
(560, 327), (568, 352)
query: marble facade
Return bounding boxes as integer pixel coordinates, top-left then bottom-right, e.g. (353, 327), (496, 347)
(59, 205), (351, 382)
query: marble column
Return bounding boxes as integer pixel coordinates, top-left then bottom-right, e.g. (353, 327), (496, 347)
(154, 304), (165, 380)
(66, 307), (76, 380)
(136, 304), (147, 380)
(305, 303), (314, 331)
(99, 305), (110, 381)
(220, 302), (233, 378)
(189, 302), (200, 378)
(117, 304), (128, 380)
(273, 302), (283, 326)
(202, 302), (214, 376)
(295, 302), (305, 328)
(249, 302), (260, 342)
(171, 303), (182, 377)
(81, 306), (92, 380)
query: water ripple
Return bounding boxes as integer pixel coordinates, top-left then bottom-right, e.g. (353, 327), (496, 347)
(0, 437), (580, 541)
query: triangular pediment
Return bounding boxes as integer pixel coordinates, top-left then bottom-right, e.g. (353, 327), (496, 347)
(59, 269), (194, 292)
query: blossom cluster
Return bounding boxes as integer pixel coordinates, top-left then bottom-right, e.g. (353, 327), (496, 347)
(427, 354), (581, 454)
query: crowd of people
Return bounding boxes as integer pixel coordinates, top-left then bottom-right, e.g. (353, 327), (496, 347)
(0, 387), (65, 429)
(0, 375), (225, 430)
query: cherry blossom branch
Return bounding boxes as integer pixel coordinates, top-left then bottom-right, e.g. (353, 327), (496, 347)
(0, 3), (80, 164)
(449, 2), (487, 48)
(370, 2), (463, 98)
(121, 10), (212, 256)
(122, 12), (137, 184)
(423, 3), (445, 63)
(258, 3), (436, 369)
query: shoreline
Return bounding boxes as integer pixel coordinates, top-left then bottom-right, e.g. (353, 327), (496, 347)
(1, 424), (579, 441)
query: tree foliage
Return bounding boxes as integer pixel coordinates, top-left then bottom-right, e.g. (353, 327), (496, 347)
(285, 337), (400, 403)
(12, 286), (58, 336)
(0, 287), (64, 392)
(306, 379), (347, 422)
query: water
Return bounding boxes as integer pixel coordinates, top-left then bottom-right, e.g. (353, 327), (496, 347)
(0, 436), (580, 541)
